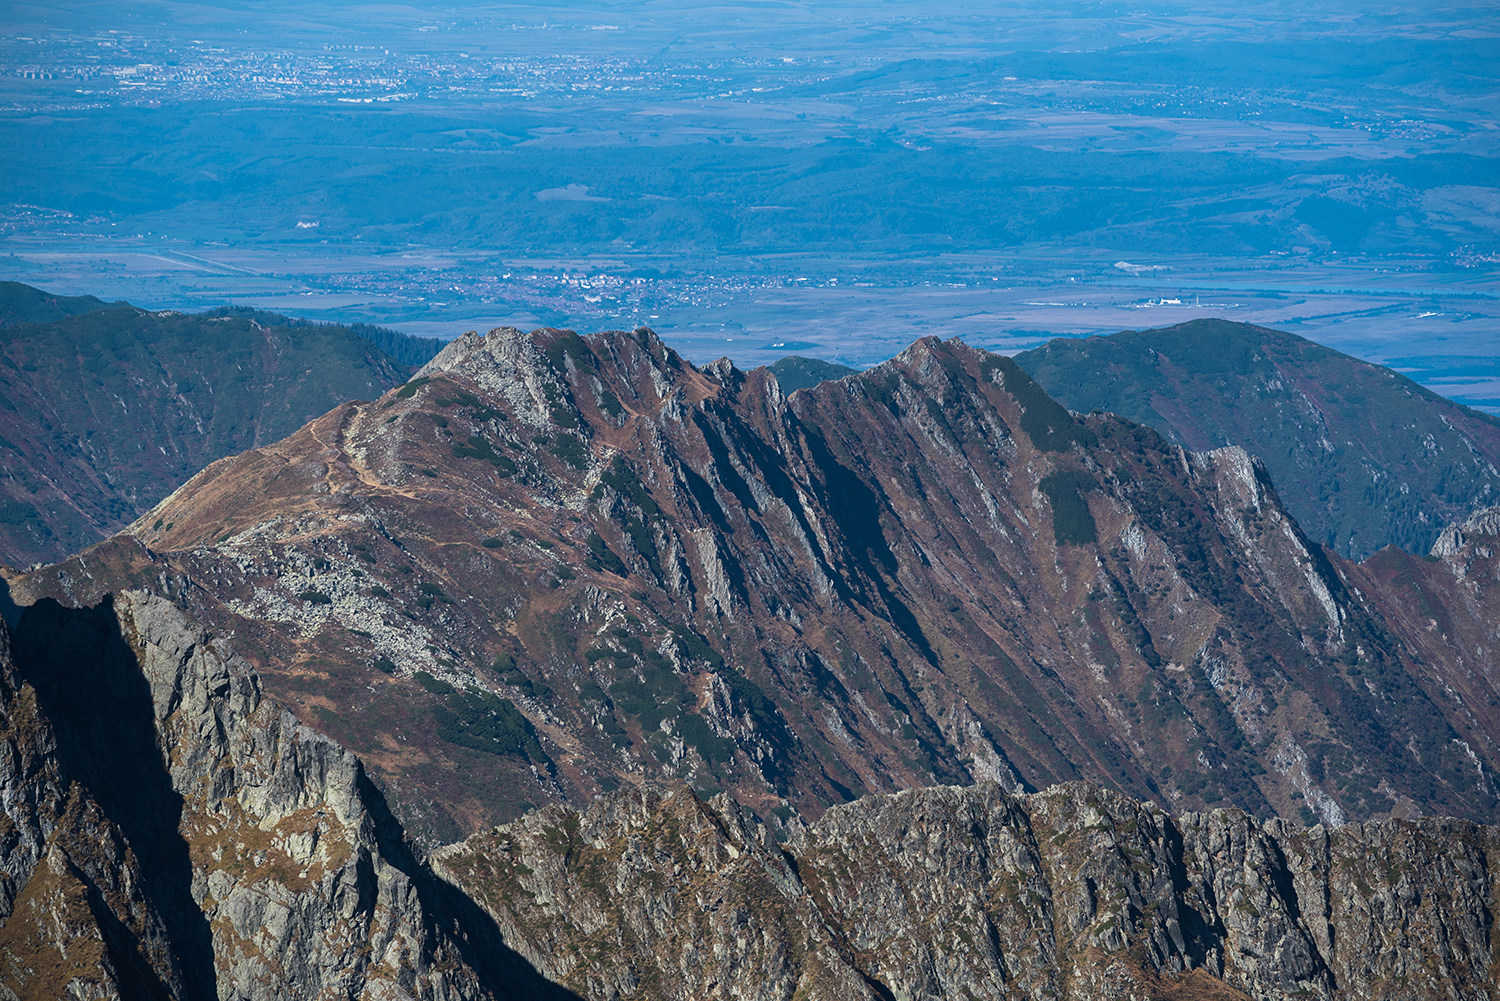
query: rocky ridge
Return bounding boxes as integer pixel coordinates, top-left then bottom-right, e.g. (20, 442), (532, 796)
(0, 289), (417, 567)
(4, 586), (1500, 1000)
(0, 589), (560, 1001)
(7, 325), (1499, 847)
(439, 780), (1500, 1001)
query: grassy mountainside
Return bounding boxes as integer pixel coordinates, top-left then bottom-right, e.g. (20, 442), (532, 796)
(1015, 319), (1500, 559)
(0, 282), (452, 567)
(0, 280), (123, 326)
(201, 305), (445, 369)
(0, 302), (414, 566)
(766, 356), (859, 393)
(12, 327), (1497, 848)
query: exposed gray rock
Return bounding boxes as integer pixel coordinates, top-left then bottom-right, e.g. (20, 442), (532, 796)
(1433, 504), (1500, 558)
(0, 591), (563, 1001)
(6, 587), (1500, 1001)
(439, 781), (1500, 1001)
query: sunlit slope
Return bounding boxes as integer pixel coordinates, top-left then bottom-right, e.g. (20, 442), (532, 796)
(0, 300), (413, 565)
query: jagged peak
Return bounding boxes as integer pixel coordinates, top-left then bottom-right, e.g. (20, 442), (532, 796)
(1432, 504), (1500, 557)
(1191, 444), (1271, 510)
(701, 356), (739, 383)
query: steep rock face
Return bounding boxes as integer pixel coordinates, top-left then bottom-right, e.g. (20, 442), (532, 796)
(1351, 504), (1500, 784)
(0, 590), (558, 1001)
(8, 327), (1498, 846)
(1015, 319), (1500, 560)
(0, 614), (185, 1000)
(438, 781), (1500, 1001)
(6, 587), (1495, 1001)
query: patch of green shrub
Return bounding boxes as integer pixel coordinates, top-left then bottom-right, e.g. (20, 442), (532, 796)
(396, 376), (432, 399)
(452, 435), (517, 475)
(549, 433), (588, 469)
(543, 330), (591, 371)
(586, 532), (629, 576)
(677, 713), (735, 763)
(432, 686), (547, 762)
(1040, 470), (1099, 545)
(988, 356), (1095, 452)
(414, 670), (455, 694)
(593, 642), (690, 733)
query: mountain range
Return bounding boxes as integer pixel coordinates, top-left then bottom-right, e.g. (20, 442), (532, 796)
(2, 555), (1497, 999)
(4, 293), (1500, 997)
(8, 322), (1499, 848)
(0, 282), (444, 567)
(1015, 319), (1500, 560)
(2, 513), (1500, 1001)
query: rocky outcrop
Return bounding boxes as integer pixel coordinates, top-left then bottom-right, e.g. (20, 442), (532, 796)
(3, 587), (1498, 1001)
(0, 591), (563, 1001)
(1433, 505), (1500, 559)
(439, 781), (1500, 1001)
(0, 605), (185, 1000)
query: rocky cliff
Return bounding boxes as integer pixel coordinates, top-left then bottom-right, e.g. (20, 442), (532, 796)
(5, 587), (1499, 1000)
(8, 326), (1498, 847)
(438, 781), (1500, 1001)
(0, 590), (562, 1001)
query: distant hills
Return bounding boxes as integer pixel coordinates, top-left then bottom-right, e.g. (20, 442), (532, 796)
(0, 282), (446, 566)
(1016, 318), (1500, 560)
(0, 281), (128, 326)
(766, 355), (859, 392)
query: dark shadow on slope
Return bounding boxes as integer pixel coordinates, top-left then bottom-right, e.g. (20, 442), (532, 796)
(65, 810), (184, 1001)
(354, 770), (586, 1001)
(797, 423), (939, 666)
(0, 577), (22, 631)
(13, 596), (215, 999)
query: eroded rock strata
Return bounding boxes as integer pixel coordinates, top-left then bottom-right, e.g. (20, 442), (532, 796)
(8, 327), (1499, 847)
(1, 589), (1496, 999)
(439, 781), (1500, 1001)
(0, 591), (561, 1001)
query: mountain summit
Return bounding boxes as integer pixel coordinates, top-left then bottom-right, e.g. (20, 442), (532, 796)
(9, 325), (1499, 846)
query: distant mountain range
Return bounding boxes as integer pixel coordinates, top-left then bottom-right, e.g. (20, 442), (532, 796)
(1015, 319), (1500, 560)
(0, 282), (445, 566)
(0, 282), (128, 326)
